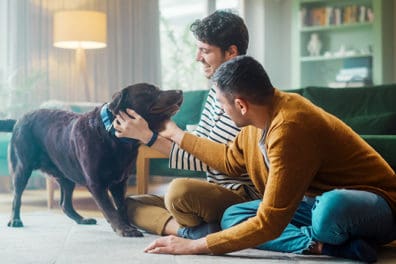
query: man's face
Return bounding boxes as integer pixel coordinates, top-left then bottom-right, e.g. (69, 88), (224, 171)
(195, 40), (228, 79)
(215, 86), (247, 128)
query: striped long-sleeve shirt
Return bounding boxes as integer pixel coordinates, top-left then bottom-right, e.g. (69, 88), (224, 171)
(169, 86), (259, 198)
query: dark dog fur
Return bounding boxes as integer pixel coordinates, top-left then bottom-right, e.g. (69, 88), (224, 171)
(0, 83), (183, 237)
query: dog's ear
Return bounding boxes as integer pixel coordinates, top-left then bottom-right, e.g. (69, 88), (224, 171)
(108, 89), (127, 114)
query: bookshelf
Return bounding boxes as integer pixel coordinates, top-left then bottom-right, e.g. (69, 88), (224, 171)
(292, 0), (393, 88)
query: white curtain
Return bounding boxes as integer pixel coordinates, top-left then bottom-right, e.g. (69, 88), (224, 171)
(0, 0), (160, 118)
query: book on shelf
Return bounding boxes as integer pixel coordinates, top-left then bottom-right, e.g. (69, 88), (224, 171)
(336, 67), (369, 81)
(325, 7), (333, 25)
(311, 7), (326, 26)
(334, 7), (342, 25)
(343, 5), (358, 24)
(329, 67), (371, 88)
(300, 4), (373, 28)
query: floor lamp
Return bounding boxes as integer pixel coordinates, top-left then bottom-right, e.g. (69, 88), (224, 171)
(53, 10), (107, 101)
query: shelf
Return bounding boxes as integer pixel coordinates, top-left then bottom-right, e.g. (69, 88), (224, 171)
(292, 0), (392, 87)
(301, 53), (372, 62)
(300, 22), (372, 32)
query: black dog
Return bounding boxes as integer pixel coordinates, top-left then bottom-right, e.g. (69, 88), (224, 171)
(0, 83), (182, 237)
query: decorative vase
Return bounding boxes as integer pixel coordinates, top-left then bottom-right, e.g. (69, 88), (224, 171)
(307, 33), (322, 57)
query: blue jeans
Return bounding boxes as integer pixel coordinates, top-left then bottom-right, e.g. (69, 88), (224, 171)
(221, 189), (396, 254)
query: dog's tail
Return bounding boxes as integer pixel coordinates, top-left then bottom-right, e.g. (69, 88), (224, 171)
(0, 119), (17, 132)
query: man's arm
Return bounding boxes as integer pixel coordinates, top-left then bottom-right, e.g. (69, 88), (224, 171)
(167, 112), (239, 172)
(114, 108), (246, 177)
(147, 136), (173, 156)
(139, 115), (247, 178)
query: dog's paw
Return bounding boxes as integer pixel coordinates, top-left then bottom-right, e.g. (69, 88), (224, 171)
(117, 226), (144, 237)
(7, 219), (24, 227)
(77, 218), (97, 225)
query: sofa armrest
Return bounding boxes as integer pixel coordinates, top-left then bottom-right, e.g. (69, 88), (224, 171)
(40, 100), (102, 113)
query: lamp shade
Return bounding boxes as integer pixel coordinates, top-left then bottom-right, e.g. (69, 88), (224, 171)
(53, 11), (107, 49)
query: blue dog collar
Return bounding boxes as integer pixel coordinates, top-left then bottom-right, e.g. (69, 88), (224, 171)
(100, 104), (136, 143)
(100, 103), (115, 133)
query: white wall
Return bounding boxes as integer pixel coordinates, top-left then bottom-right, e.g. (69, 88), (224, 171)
(243, 0), (293, 89)
(242, 0), (265, 64)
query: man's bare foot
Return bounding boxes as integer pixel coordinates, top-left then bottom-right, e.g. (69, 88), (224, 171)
(308, 241), (323, 254)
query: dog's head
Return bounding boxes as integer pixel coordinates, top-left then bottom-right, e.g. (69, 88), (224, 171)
(108, 83), (183, 131)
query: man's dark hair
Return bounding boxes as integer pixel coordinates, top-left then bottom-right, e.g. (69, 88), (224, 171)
(212, 56), (274, 105)
(190, 10), (249, 55)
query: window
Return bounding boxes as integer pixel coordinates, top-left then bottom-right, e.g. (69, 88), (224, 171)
(216, 0), (239, 10)
(0, 1), (8, 116)
(159, 0), (241, 91)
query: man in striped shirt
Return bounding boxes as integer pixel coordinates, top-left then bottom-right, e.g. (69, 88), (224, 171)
(115, 10), (259, 238)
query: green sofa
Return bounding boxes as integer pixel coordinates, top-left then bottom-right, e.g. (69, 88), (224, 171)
(296, 84), (396, 170)
(1, 85), (395, 188)
(150, 84), (396, 177)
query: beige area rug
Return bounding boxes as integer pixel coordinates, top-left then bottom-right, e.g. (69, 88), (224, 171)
(0, 211), (395, 264)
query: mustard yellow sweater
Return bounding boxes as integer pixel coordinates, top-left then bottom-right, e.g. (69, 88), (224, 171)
(180, 89), (396, 255)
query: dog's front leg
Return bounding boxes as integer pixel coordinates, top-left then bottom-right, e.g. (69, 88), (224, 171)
(89, 185), (143, 237)
(109, 179), (130, 224)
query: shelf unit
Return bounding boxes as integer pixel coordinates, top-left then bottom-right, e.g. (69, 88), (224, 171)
(291, 0), (393, 88)
(300, 54), (371, 62)
(299, 21), (373, 32)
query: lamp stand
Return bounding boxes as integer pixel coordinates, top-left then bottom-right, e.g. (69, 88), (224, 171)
(75, 48), (92, 100)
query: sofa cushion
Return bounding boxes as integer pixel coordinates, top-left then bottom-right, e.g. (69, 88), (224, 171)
(344, 112), (396, 135)
(171, 90), (208, 130)
(302, 85), (396, 121)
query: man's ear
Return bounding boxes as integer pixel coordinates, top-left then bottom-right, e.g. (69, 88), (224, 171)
(225, 45), (239, 60)
(234, 98), (248, 115)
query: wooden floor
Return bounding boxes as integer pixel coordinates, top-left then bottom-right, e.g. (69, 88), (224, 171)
(0, 176), (173, 218)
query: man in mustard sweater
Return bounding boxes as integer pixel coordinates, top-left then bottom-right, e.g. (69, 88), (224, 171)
(114, 56), (396, 262)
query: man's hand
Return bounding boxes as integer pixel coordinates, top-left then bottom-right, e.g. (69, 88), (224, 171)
(114, 108), (186, 146)
(113, 109), (153, 143)
(159, 120), (185, 145)
(144, 235), (210, 255)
